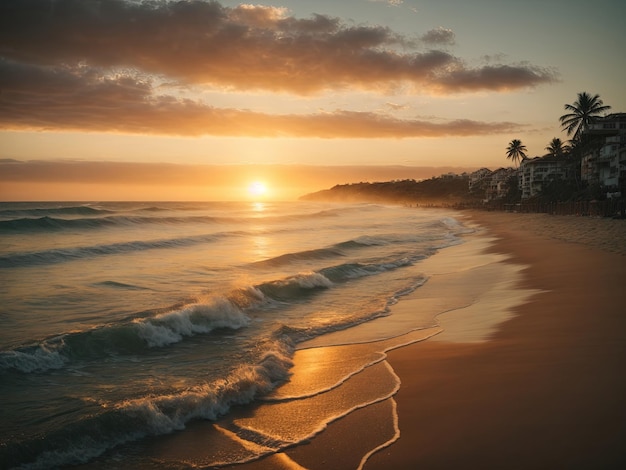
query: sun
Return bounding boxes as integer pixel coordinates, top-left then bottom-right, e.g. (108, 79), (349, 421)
(247, 181), (268, 198)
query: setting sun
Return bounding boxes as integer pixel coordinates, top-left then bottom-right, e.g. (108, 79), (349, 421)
(248, 181), (268, 198)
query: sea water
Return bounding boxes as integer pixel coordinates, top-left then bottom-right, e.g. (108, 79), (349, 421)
(0, 201), (477, 468)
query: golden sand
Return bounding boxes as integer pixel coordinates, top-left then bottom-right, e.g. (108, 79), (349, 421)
(199, 212), (626, 469)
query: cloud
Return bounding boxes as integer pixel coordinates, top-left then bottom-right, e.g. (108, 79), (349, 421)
(0, 0), (556, 95)
(0, 160), (477, 189)
(0, 1), (555, 138)
(420, 27), (456, 46)
(369, 0), (404, 6)
(0, 59), (522, 137)
(386, 102), (410, 111)
(434, 63), (559, 93)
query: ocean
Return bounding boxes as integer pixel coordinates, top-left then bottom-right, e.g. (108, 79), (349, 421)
(0, 201), (488, 469)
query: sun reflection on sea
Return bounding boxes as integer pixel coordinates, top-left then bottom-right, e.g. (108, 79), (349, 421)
(251, 232), (271, 262)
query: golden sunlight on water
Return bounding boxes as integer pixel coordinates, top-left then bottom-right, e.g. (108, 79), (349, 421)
(251, 201), (266, 212)
(267, 344), (384, 400)
(251, 233), (271, 263)
(247, 203), (271, 262)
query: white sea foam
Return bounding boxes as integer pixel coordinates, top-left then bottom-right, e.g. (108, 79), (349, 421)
(357, 397), (401, 470)
(19, 434), (138, 470)
(134, 299), (251, 347)
(114, 338), (294, 432)
(291, 272), (334, 289)
(0, 343), (67, 373)
(220, 360), (401, 459)
(15, 338), (295, 470)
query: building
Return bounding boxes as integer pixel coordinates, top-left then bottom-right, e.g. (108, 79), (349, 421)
(519, 156), (568, 199)
(468, 168), (492, 193)
(486, 167), (516, 200)
(581, 113), (626, 193)
(467, 167), (517, 201)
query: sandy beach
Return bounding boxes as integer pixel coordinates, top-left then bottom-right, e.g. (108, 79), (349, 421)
(232, 211), (626, 470)
(365, 211), (626, 469)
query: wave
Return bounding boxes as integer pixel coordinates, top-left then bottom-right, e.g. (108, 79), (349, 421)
(0, 214), (237, 232)
(0, 205), (112, 218)
(0, 216), (116, 231)
(0, 284), (277, 375)
(272, 275), (427, 345)
(253, 247), (345, 267)
(0, 298), (253, 374)
(319, 258), (414, 282)
(234, 256), (417, 312)
(335, 236), (388, 249)
(0, 203), (393, 234)
(95, 280), (150, 290)
(1, 253), (419, 375)
(133, 299), (251, 348)
(0, 232), (234, 268)
(137, 205), (169, 212)
(0, 208), (355, 233)
(1, 269), (331, 374)
(0, 336), (295, 470)
(252, 236), (391, 268)
(257, 272), (334, 301)
(0, 342), (68, 374)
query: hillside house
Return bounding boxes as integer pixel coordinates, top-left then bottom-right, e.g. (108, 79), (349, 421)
(581, 113), (626, 193)
(468, 168), (492, 193)
(519, 156), (568, 199)
(486, 167), (516, 200)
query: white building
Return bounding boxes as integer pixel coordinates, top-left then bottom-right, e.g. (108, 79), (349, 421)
(581, 113), (626, 192)
(486, 167), (516, 200)
(519, 156), (568, 199)
(468, 168), (492, 192)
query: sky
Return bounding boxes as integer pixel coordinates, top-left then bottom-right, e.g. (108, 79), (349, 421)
(1, 0), (624, 201)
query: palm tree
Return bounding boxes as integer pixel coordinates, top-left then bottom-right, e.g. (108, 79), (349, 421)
(506, 139), (527, 167)
(545, 137), (570, 158)
(559, 92), (611, 141)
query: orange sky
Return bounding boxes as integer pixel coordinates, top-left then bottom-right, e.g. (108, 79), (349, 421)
(0, 161), (479, 201)
(0, 0), (624, 201)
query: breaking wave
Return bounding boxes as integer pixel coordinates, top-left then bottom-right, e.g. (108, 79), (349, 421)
(1, 337), (295, 470)
(0, 298), (253, 374)
(1, 252), (419, 375)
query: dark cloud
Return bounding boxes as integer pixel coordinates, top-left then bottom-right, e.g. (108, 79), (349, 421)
(0, 59), (522, 137)
(0, 0), (556, 94)
(0, 1), (555, 138)
(435, 64), (559, 93)
(420, 27), (456, 46)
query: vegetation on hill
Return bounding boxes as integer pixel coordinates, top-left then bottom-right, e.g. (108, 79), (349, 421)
(300, 176), (479, 205)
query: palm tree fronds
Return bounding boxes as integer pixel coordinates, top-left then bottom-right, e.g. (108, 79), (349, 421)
(506, 139), (527, 167)
(559, 92), (612, 140)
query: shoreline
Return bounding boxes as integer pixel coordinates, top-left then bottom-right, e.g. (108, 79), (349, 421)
(231, 210), (626, 469)
(131, 210), (626, 470)
(363, 211), (626, 469)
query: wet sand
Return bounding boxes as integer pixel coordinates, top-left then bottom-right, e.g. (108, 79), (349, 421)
(363, 211), (626, 469)
(238, 211), (626, 469)
(180, 211), (626, 469)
